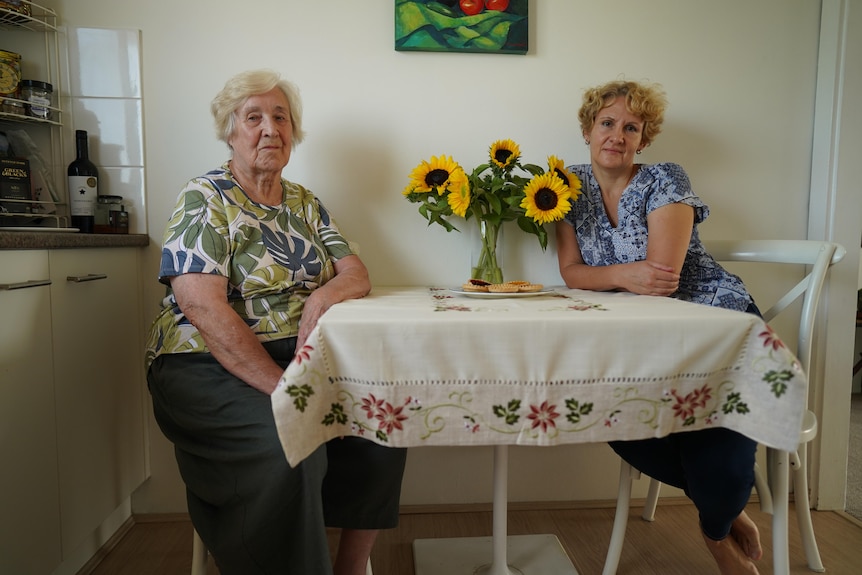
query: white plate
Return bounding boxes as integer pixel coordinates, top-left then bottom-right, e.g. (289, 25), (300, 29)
(448, 288), (555, 298)
(0, 227), (80, 232)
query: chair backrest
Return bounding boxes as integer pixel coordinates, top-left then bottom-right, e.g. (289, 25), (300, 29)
(702, 239), (846, 373)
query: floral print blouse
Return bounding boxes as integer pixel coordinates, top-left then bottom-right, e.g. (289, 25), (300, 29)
(562, 162), (752, 311)
(145, 162), (354, 367)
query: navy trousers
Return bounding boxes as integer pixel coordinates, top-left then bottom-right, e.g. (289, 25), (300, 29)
(609, 301), (762, 541)
(609, 428), (757, 540)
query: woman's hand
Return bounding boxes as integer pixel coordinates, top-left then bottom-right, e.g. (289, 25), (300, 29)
(172, 273), (285, 395)
(295, 254), (371, 351)
(615, 260), (680, 296)
(296, 289), (329, 350)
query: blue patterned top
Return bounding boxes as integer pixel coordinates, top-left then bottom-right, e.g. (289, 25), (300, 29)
(562, 162), (752, 311)
(145, 162), (354, 367)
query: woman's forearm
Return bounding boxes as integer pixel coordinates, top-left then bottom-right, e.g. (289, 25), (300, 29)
(295, 255), (370, 349)
(559, 261), (624, 292)
(172, 273), (285, 394)
(185, 298), (285, 394)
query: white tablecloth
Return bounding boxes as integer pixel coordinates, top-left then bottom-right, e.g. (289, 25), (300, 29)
(272, 287), (805, 465)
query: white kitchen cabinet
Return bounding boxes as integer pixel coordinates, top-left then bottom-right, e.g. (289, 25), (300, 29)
(0, 246), (147, 574)
(49, 247), (147, 556)
(0, 250), (63, 575)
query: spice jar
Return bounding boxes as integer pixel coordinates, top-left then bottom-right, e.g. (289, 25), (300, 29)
(20, 79), (53, 120)
(1, 93), (24, 116)
(95, 195), (129, 234)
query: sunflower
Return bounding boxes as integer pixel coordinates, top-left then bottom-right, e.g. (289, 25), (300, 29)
(547, 155), (582, 198)
(446, 179), (471, 217)
(489, 139), (520, 170)
(520, 172), (573, 224)
(403, 155), (468, 196)
(402, 141), (582, 250)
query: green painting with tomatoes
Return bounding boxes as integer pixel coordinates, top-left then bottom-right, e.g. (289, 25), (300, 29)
(395, 0), (528, 55)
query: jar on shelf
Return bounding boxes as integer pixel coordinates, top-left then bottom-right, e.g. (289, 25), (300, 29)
(19, 79), (53, 120)
(0, 1), (31, 18)
(0, 49), (22, 99)
(1, 94), (24, 116)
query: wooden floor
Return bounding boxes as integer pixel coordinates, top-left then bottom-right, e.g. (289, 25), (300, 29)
(84, 501), (862, 575)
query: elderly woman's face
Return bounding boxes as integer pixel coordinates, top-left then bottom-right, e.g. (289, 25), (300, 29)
(585, 96), (645, 173)
(228, 87), (293, 175)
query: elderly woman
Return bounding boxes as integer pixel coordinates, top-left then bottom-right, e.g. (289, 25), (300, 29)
(145, 69), (406, 575)
(555, 80), (763, 575)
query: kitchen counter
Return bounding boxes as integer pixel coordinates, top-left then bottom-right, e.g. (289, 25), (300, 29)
(0, 230), (150, 250)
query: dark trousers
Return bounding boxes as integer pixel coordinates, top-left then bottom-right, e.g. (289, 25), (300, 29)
(609, 428), (757, 540)
(147, 339), (407, 575)
(609, 301), (762, 541)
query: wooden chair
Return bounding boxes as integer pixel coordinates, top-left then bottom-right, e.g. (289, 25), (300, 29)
(191, 528), (375, 574)
(602, 239), (846, 575)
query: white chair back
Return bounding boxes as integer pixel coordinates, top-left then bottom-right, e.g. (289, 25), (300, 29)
(703, 239), (845, 376)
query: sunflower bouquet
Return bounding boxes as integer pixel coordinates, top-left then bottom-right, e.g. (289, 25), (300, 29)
(402, 139), (582, 283)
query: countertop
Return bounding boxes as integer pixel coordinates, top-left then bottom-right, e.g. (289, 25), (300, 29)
(0, 230), (150, 250)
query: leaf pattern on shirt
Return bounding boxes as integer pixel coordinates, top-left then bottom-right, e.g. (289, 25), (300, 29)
(145, 162), (354, 365)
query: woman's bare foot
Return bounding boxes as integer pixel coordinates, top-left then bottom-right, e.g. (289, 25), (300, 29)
(730, 511), (763, 561)
(702, 527), (761, 575)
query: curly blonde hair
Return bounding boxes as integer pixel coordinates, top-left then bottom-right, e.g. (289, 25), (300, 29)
(578, 80), (667, 148)
(210, 69), (306, 150)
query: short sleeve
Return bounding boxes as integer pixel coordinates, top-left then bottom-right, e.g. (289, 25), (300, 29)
(158, 178), (231, 284)
(312, 197), (354, 261)
(643, 163), (709, 225)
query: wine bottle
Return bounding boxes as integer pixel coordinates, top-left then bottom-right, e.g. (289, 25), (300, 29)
(68, 129), (98, 233)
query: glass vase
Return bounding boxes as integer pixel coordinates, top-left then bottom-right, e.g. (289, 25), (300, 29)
(471, 219), (503, 284)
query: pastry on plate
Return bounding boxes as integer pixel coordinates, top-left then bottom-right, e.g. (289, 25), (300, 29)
(462, 278), (490, 292)
(488, 283), (520, 293)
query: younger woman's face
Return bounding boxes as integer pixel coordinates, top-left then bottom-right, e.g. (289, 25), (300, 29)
(586, 96), (645, 173)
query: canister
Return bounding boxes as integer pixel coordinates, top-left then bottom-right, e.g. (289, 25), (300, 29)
(0, 49), (22, 99)
(20, 79), (53, 120)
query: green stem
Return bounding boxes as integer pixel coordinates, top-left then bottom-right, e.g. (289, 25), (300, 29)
(471, 220), (503, 283)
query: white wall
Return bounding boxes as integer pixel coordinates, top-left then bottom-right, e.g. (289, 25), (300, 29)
(49, 0), (859, 513)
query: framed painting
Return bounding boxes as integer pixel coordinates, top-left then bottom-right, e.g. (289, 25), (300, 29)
(395, 0), (528, 55)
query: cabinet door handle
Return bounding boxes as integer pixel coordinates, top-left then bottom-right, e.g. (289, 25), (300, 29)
(0, 279), (53, 291)
(66, 273), (108, 283)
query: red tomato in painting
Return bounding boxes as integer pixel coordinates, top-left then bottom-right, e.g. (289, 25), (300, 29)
(459, 0), (484, 16)
(485, 0), (510, 11)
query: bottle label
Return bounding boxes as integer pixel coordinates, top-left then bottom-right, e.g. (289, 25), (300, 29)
(69, 175), (97, 216)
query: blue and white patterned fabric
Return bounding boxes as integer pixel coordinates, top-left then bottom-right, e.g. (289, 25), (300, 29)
(562, 162), (752, 311)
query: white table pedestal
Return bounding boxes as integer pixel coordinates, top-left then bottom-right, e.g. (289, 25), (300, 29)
(412, 446), (579, 575)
